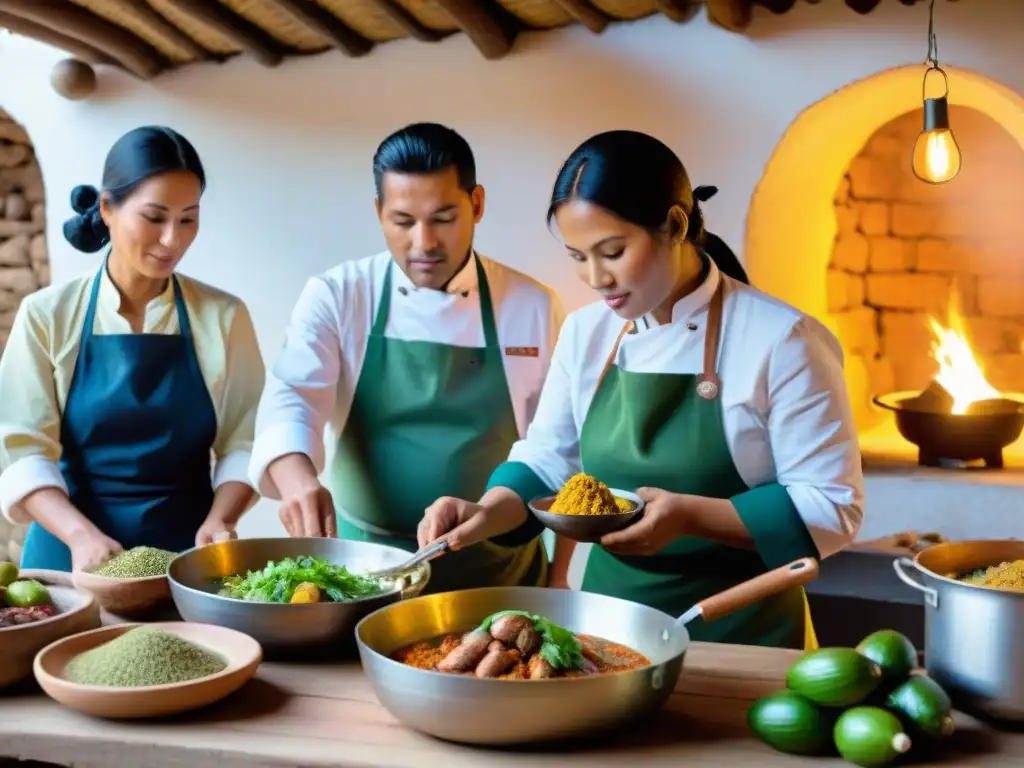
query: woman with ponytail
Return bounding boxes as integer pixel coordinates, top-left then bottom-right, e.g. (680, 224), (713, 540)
(419, 130), (864, 650)
(0, 126), (265, 572)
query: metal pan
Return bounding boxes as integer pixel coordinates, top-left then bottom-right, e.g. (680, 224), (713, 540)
(355, 556), (817, 745)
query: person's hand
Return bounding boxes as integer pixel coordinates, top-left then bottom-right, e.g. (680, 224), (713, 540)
(279, 484), (337, 538)
(70, 531), (123, 573)
(418, 497), (486, 550)
(547, 574), (571, 590)
(195, 518), (238, 547)
(599, 488), (688, 556)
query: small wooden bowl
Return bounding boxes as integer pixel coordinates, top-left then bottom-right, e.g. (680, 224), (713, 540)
(528, 489), (644, 543)
(0, 569), (101, 688)
(33, 621), (262, 719)
(72, 569), (171, 615)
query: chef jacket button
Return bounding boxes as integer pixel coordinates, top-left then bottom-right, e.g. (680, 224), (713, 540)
(686, 322), (698, 331)
(398, 287), (408, 296)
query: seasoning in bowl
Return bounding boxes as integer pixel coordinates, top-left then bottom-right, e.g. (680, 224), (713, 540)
(91, 546), (176, 578)
(550, 473), (632, 516)
(65, 626), (227, 687)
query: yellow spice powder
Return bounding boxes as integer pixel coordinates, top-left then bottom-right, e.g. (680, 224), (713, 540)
(550, 473), (622, 516)
(962, 560), (1024, 592)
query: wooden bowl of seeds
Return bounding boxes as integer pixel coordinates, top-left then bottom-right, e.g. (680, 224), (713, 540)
(72, 546), (175, 616)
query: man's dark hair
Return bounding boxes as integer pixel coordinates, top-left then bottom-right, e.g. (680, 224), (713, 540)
(372, 122), (477, 200)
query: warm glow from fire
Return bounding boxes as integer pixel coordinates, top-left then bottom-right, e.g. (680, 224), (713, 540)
(929, 291), (1000, 414)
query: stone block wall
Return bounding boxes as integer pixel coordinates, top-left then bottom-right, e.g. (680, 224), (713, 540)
(829, 105), (1024, 418)
(0, 109), (48, 564)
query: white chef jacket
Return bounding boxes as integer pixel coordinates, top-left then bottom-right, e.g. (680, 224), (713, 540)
(504, 259), (865, 560)
(250, 251), (564, 498)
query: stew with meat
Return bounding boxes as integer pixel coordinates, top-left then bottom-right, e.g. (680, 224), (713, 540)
(392, 609), (650, 680)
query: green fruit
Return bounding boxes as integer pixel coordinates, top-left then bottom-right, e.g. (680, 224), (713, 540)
(4, 579), (51, 608)
(887, 674), (955, 739)
(857, 630), (918, 687)
(0, 561), (17, 588)
(747, 690), (833, 755)
(834, 707), (912, 766)
(786, 647), (883, 707)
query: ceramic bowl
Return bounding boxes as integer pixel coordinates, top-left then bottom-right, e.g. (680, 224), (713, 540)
(528, 488), (644, 543)
(33, 621), (262, 719)
(72, 568), (172, 616)
(0, 569), (102, 688)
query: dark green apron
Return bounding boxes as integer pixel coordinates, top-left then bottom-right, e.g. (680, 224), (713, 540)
(579, 280), (809, 649)
(329, 258), (547, 594)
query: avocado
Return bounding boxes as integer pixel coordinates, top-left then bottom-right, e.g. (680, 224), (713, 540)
(0, 561), (17, 588)
(857, 630), (918, 688)
(834, 706), (912, 767)
(887, 674), (955, 739)
(786, 647), (883, 707)
(747, 690), (833, 755)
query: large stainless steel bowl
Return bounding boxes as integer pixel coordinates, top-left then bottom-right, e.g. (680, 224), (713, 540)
(356, 557), (817, 745)
(168, 537), (430, 651)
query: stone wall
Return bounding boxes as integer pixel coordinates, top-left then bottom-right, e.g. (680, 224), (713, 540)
(0, 108), (48, 564)
(828, 105), (1024, 417)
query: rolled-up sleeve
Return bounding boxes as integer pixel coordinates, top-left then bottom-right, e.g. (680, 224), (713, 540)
(733, 317), (864, 566)
(0, 301), (69, 524)
(249, 277), (342, 499)
(211, 301), (266, 490)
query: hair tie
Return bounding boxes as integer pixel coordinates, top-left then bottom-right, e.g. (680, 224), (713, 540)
(693, 185), (718, 203)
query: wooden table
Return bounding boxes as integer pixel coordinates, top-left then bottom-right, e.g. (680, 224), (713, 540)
(2, 642), (1021, 767)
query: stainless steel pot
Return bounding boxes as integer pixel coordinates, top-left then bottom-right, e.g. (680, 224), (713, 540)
(894, 539), (1024, 721)
(355, 556), (818, 745)
(168, 537), (430, 651)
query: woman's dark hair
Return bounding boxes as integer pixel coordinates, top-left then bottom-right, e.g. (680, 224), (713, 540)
(547, 130), (749, 285)
(63, 126), (206, 253)
(372, 122), (477, 200)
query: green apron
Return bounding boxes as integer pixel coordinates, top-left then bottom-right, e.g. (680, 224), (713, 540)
(329, 257), (547, 595)
(579, 279), (813, 649)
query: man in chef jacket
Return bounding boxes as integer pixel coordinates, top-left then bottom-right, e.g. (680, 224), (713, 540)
(249, 122), (563, 594)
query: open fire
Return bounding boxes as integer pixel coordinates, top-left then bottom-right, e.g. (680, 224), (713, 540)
(874, 288), (1024, 468)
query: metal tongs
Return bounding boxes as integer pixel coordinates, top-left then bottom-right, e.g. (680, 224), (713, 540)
(364, 538), (450, 582)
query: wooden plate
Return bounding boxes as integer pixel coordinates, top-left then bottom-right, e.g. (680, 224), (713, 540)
(72, 569), (171, 615)
(33, 621), (262, 719)
(0, 569), (101, 688)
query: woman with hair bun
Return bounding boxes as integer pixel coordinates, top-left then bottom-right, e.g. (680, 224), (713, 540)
(0, 126), (265, 572)
(420, 130), (865, 649)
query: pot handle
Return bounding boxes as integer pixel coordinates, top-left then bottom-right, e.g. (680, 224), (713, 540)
(892, 557), (938, 607)
(677, 557), (819, 626)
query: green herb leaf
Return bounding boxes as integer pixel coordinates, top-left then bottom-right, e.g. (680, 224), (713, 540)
(477, 610), (583, 671)
(218, 556), (384, 603)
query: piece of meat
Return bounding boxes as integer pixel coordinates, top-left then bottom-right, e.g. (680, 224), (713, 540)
(438, 630), (492, 672)
(516, 626), (541, 656)
(528, 654), (555, 679)
(490, 614), (534, 644)
(475, 648), (518, 678)
(0, 604), (57, 629)
(488, 639), (506, 652)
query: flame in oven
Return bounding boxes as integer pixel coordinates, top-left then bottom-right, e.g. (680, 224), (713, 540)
(928, 289), (1000, 415)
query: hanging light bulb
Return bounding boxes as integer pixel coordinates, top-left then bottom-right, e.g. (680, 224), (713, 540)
(912, 66), (961, 184)
(911, 0), (961, 185)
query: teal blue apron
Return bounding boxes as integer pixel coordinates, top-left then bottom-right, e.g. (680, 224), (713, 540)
(329, 258), (546, 594)
(20, 268), (217, 570)
(578, 277), (813, 648)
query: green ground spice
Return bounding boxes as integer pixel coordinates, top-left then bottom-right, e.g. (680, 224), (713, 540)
(65, 627), (227, 687)
(92, 546), (176, 578)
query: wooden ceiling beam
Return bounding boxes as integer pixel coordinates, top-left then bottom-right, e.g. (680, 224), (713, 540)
(120, 0), (212, 60)
(0, 10), (119, 68)
(705, 0), (753, 31)
(268, 0), (374, 56)
(551, 0), (612, 33)
(157, 0), (287, 67)
(432, 0), (521, 59)
(0, 0), (167, 79)
(367, 0), (444, 42)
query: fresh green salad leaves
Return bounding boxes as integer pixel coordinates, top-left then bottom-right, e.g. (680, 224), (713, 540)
(219, 556), (384, 603)
(479, 609), (584, 670)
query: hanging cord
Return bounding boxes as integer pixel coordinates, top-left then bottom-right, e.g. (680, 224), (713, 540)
(925, 0), (939, 68)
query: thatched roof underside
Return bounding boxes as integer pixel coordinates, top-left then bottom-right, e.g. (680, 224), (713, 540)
(0, 0), (954, 79)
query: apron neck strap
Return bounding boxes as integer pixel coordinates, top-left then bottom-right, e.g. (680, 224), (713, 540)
(595, 278), (726, 400)
(372, 255), (499, 347)
(84, 265), (190, 341)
